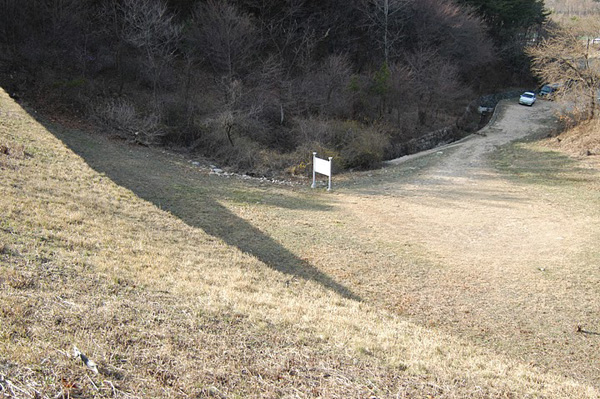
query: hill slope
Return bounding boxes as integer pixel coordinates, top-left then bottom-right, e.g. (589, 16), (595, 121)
(1, 88), (599, 398)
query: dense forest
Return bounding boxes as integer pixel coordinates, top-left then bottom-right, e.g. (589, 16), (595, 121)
(0, 0), (548, 174)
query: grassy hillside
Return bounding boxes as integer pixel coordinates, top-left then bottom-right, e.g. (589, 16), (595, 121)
(1, 87), (599, 398)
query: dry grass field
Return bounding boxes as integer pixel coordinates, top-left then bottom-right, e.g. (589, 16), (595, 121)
(1, 87), (600, 398)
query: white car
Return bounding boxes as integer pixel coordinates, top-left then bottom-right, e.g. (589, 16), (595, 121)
(519, 91), (536, 106)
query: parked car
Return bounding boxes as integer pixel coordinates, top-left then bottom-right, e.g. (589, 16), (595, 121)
(539, 84), (558, 99)
(519, 91), (536, 106)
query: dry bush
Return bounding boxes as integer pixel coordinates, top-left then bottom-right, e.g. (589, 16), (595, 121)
(160, 93), (204, 145)
(337, 125), (390, 170)
(294, 117), (335, 144)
(292, 140), (341, 174)
(193, 113), (261, 171)
(546, 0), (600, 17)
(291, 118), (389, 170)
(223, 106), (294, 152)
(91, 99), (165, 145)
(191, 111), (387, 176)
(548, 118), (600, 156)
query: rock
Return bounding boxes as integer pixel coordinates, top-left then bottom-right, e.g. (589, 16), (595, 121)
(72, 345), (98, 374)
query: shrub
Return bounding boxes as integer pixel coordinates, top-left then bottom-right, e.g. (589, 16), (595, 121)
(192, 113), (261, 172)
(291, 141), (341, 177)
(291, 118), (389, 171)
(338, 125), (389, 170)
(91, 99), (166, 146)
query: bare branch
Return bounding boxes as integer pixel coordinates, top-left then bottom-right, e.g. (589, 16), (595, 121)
(528, 23), (600, 120)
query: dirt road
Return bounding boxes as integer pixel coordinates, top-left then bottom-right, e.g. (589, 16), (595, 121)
(336, 99), (600, 384)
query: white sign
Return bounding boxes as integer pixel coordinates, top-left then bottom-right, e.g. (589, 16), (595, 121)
(313, 156), (331, 177)
(311, 152), (333, 191)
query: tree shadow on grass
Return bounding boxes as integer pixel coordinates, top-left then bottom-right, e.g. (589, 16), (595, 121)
(38, 118), (360, 301)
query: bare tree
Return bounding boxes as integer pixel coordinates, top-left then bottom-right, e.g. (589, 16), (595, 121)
(528, 22), (600, 120)
(119, 0), (181, 110)
(405, 49), (470, 126)
(190, 1), (257, 83)
(360, 0), (409, 64)
(0, 0), (87, 44)
(238, 0), (318, 77)
(320, 54), (353, 110)
(288, 54), (353, 118)
(187, 0), (266, 147)
(387, 62), (413, 124)
(208, 78), (263, 148)
(248, 54), (287, 124)
(407, 0), (494, 74)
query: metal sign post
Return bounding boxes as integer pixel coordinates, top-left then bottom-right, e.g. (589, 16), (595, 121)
(311, 152), (317, 189)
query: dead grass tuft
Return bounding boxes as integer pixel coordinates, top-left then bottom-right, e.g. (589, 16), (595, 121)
(0, 268), (36, 290)
(0, 141), (29, 170)
(0, 142), (26, 159)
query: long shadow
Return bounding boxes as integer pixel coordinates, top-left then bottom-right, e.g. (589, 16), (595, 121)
(578, 327), (600, 337)
(32, 114), (359, 301)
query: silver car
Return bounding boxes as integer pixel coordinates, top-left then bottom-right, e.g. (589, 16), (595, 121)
(519, 91), (536, 106)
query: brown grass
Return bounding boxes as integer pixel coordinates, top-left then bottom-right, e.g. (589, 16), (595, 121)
(543, 118), (600, 157)
(1, 88), (599, 398)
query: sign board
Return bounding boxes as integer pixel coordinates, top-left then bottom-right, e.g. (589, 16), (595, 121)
(313, 156), (331, 177)
(311, 152), (333, 191)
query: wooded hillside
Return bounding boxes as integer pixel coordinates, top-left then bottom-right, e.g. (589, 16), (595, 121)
(0, 0), (547, 174)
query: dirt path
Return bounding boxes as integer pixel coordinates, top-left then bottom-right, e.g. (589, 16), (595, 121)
(389, 99), (560, 170)
(335, 99), (600, 385)
(382, 101), (576, 273)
